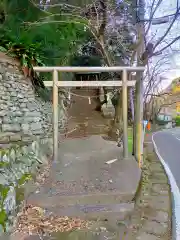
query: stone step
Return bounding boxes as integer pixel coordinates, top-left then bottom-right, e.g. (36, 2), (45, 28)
(11, 220), (128, 240)
(27, 190), (134, 207)
(43, 203), (134, 221)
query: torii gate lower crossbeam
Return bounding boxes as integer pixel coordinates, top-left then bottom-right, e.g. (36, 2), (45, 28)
(33, 66), (145, 164)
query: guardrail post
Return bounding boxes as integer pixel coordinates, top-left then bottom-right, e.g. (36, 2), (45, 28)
(53, 70), (59, 162)
(122, 69), (128, 158)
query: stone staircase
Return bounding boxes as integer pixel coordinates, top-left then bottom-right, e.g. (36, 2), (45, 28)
(41, 203), (134, 223)
(28, 187), (135, 223)
(27, 191), (135, 229)
(23, 88), (141, 239)
(27, 136), (140, 225)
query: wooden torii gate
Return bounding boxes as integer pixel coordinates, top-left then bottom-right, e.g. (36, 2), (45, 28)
(33, 66), (145, 164)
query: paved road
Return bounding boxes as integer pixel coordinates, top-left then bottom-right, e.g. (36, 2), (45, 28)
(152, 127), (180, 240)
(153, 127), (180, 187)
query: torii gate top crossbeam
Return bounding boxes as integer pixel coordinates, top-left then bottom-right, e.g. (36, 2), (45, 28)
(33, 66), (145, 73)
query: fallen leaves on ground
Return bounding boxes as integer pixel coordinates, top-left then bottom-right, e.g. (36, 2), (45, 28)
(35, 163), (50, 186)
(15, 205), (91, 236)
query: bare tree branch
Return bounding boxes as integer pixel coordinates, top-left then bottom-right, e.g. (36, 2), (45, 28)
(153, 6), (180, 51)
(156, 100), (178, 115)
(145, 0), (163, 36)
(36, 3), (82, 9)
(153, 35), (180, 56)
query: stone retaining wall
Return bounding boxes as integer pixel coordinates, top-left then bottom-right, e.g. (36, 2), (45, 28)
(0, 53), (66, 147)
(0, 53), (67, 233)
(0, 138), (53, 234)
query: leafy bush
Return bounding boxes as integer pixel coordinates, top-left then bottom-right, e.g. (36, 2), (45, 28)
(0, 0), (89, 85)
(71, 55), (102, 67)
(175, 116), (180, 126)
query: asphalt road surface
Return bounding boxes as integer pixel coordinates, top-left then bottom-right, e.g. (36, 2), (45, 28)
(153, 127), (180, 187)
(152, 127), (180, 240)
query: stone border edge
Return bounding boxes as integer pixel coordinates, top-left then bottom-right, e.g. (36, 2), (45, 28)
(152, 131), (180, 240)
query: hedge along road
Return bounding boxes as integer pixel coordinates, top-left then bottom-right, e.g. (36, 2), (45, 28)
(152, 128), (180, 240)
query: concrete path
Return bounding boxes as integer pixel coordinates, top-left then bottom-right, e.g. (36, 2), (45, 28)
(15, 88), (141, 239)
(25, 135), (141, 239)
(28, 136), (141, 216)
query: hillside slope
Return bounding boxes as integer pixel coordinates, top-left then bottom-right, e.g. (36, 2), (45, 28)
(147, 77), (180, 118)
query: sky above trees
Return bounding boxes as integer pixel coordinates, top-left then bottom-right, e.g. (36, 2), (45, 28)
(146, 0), (180, 89)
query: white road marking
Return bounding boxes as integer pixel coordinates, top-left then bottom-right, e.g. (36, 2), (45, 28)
(152, 132), (180, 240)
(106, 158), (118, 164)
(170, 132), (180, 140)
(169, 130), (180, 140)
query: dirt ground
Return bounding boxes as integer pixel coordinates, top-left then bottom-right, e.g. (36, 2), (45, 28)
(65, 88), (112, 139)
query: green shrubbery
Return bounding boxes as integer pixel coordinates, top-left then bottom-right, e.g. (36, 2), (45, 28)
(175, 116), (180, 126)
(0, 0), (89, 86)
